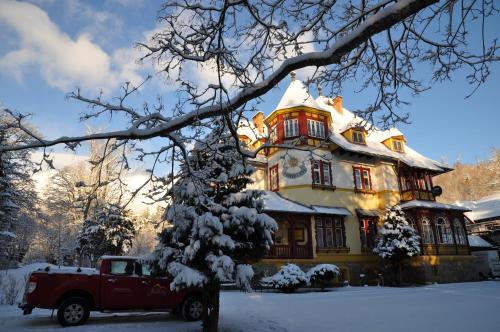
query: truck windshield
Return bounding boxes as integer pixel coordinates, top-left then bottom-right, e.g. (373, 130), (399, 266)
(96, 260), (102, 272)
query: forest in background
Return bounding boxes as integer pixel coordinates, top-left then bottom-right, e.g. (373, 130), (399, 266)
(434, 149), (500, 204)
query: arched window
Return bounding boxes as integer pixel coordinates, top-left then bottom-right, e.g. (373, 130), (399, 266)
(435, 217), (454, 244)
(453, 218), (467, 245)
(421, 217), (434, 244)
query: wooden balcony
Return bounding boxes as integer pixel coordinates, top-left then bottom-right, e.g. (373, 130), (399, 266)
(267, 244), (312, 259)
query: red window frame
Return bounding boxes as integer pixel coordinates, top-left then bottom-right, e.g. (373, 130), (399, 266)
(269, 164), (279, 191)
(315, 216), (346, 249)
(353, 166), (372, 191)
(311, 160), (333, 186)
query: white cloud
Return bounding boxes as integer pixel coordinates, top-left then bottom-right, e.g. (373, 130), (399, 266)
(0, 0), (143, 93)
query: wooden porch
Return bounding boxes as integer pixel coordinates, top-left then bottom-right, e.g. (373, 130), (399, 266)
(266, 213), (314, 259)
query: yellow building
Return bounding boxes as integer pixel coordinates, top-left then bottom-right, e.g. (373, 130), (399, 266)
(239, 73), (478, 284)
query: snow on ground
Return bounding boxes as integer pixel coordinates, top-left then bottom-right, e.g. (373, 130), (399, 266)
(0, 281), (499, 332)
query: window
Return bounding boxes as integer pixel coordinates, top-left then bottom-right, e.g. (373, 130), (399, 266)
(421, 217), (434, 244)
(311, 160), (332, 186)
(359, 218), (377, 249)
(110, 260), (134, 275)
(284, 118), (299, 138)
(436, 217), (454, 244)
(269, 125), (277, 143)
(453, 218), (467, 245)
(316, 216), (345, 249)
(352, 130), (365, 144)
(269, 165), (279, 191)
(307, 119), (325, 138)
(392, 140), (403, 152)
(353, 166), (372, 191)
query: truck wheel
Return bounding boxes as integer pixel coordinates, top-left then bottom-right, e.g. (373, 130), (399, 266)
(182, 296), (203, 321)
(57, 297), (90, 327)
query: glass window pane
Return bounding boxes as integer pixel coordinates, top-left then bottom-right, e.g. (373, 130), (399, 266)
(335, 228), (343, 248)
(326, 228), (333, 248)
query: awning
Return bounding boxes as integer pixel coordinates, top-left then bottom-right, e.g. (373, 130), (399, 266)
(355, 209), (380, 217)
(398, 200), (471, 212)
(311, 205), (351, 216)
(261, 191), (315, 214)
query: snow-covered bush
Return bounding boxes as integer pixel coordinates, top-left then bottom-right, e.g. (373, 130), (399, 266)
(374, 206), (421, 285)
(263, 264), (308, 293)
(306, 264), (340, 291)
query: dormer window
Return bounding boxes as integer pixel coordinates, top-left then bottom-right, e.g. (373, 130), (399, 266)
(352, 130), (365, 144)
(284, 118), (299, 138)
(307, 119), (325, 138)
(392, 139), (404, 152)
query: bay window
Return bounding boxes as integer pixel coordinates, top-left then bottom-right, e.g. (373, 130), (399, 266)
(436, 217), (454, 244)
(453, 218), (467, 245)
(307, 119), (325, 138)
(421, 217), (434, 244)
(269, 125), (277, 143)
(284, 118), (299, 138)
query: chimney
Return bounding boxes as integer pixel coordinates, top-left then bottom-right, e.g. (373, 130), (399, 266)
(317, 85), (323, 97)
(252, 111), (265, 134)
(290, 71), (296, 81)
(332, 95), (343, 114)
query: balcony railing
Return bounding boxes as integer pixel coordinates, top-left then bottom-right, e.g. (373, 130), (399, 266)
(267, 244), (312, 259)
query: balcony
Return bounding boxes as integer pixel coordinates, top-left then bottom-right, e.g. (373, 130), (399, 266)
(267, 244), (312, 259)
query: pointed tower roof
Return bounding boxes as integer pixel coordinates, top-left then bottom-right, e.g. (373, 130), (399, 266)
(274, 74), (323, 111)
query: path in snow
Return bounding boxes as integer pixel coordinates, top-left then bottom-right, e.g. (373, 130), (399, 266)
(1, 281), (499, 332)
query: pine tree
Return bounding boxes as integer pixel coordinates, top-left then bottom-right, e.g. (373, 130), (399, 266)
(76, 204), (136, 263)
(373, 206), (421, 285)
(149, 123), (277, 332)
(0, 119), (38, 268)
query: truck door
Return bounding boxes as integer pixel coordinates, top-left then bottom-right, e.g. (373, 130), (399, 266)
(134, 262), (183, 309)
(101, 259), (144, 309)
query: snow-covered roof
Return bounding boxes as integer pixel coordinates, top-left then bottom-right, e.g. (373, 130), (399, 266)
(261, 191), (315, 214)
(265, 77), (451, 173)
(237, 118), (267, 143)
(311, 205), (352, 216)
(274, 78), (325, 111)
(456, 193), (500, 222)
(467, 235), (494, 248)
(399, 200), (471, 212)
(316, 94), (450, 172)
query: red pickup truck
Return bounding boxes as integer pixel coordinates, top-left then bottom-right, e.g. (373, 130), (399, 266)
(19, 256), (204, 326)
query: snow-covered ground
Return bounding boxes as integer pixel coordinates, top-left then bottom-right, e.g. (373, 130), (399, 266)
(0, 281), (499, 332)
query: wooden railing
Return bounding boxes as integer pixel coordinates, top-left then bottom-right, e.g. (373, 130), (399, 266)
(267, 244), (311, 259)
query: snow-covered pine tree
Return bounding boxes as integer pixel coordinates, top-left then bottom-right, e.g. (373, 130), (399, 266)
(149, 123), (277, 332)
(76, 204), (136, 264)
(373, 205), (421, 285)
(0, 119), (38, 268)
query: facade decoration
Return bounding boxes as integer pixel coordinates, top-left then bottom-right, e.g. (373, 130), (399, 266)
(281, 154), (308, 179)
(238, 73), (478, 284)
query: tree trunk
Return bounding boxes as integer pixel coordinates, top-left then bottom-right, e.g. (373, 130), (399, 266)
(202, 281), (220, 332)
(397, 261), (403, 286)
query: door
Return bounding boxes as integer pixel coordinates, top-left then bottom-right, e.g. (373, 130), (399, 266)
(101, 259), (144, 309)
(133, 262), (182, 309)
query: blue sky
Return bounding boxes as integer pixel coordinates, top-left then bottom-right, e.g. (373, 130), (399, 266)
(1, 0), (499, 166)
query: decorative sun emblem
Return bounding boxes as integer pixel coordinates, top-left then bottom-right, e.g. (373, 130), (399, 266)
(282, 155), (307, 179)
